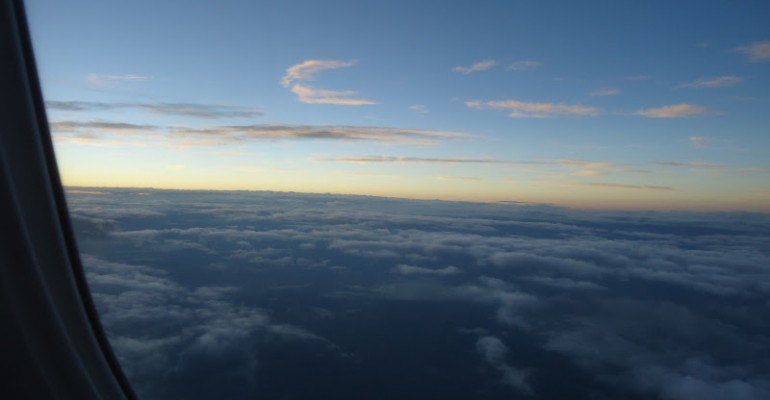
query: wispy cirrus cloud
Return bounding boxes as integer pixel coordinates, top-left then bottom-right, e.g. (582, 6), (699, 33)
(452, 59), (497, 74)
(51, 121), (470, 147)
(677, 76), (742, 89)
(46, 100), (265, 119)
(589, 87), (620, 97)
(50, 120), (157, 133)
(560, 159), (650, 176)
(466, 99), (600, 118)
(507, 60), (542, 71)
(310, 155), (530, 165)
(688, 136), (712, 149)
(735, 41), (770, 62)
(561, 181), (675, 191)
(171, 125), (466, 145)
(656, 161), (724, 168)
(281, 59), (357, 86)
(282, 59), (376, 105)
(86, 73), (148, 87)
(290, 84), (376, 105)
(634, 103), (709, 118)
(409, 104), (429, 114)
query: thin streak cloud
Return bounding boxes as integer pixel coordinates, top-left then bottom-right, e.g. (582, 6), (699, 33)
(290, 84), (376, 106)
(87, 73), (149, 87)
(589, 87), (620, 97)
(282, 59), (376, 105)
(281, 59), (357, 87)
(507, 60), (542, 71)
(47, 100), (265, 119)
(310, 155), (531, 165)
(561, 182), (675, 191)
(452, 59), (497, 74)
(466, 100), (600, 118)
(677, 76), (742, 89)
(736, 41), (770, 62)
(634, 103), (708, 118)
(51, 122), (470, 146)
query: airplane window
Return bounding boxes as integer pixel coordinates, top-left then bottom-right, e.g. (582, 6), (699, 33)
(23, 0), (770, 399)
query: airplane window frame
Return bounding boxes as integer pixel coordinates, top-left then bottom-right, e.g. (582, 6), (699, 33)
(0, 0), (135, 398)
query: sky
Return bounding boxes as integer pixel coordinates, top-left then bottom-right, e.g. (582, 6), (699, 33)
(25, 0), (770, 211)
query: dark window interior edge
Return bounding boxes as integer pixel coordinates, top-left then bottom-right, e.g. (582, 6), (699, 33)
(0, 0), (136, 398)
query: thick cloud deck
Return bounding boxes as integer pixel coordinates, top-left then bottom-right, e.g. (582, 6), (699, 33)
(67, 188), (770, 400)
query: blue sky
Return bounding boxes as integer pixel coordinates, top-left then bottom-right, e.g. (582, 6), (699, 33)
(25, 0), (770, 211)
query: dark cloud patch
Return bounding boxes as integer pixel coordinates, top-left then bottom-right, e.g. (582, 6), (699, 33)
(66, 187), (770, 399)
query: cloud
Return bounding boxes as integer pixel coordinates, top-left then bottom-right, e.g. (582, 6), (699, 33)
(172, 124), (469, 145)
(409, 104), (429, 114)
(590, 87), (621, 97)
(87, 73), (148, 87)
(656, 161), (723, 168)
(311, 155), (520, 165)
(507, 60), (542, 71)
(433, 176), (482, 181)
(677, 76), (742, 89)
(559, 159), (649, 176)
(50, 120), (157, 133)
(452, 59), (497, 74)
(282, 59), (375, 105)
(634, 103), (709, 118)
(735, 41), (770, 62)
(51, 121), (467, 146)
(281, 59), (357, 86)
(290, 83), (376, 105)
(392, 264), (461, 276)
(476, 336), (533, 395)
(466, 99), (600, 118)
(561, 181), (675, 191)
(66, 189), (770, 398)
(689, 136), (711, 149)
(46, 100), (265, 119)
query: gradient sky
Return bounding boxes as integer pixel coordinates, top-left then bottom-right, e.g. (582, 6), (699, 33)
(25, 0), (770, 211)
